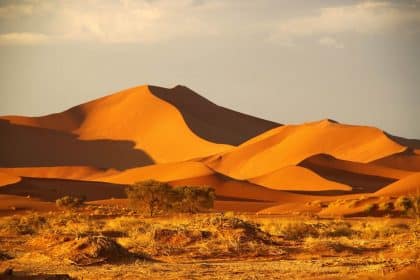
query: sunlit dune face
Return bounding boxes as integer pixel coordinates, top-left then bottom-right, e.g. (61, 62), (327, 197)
(0, 84), (419, 216)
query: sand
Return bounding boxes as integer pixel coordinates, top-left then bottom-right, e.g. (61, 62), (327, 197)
(0, 84), (419, 214)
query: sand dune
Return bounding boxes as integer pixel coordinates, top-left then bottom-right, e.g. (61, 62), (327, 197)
(249, 165), (352, 192)
(1, 86), (236, 166)
(299, 154), (407, 192)
(1, 85), (419, 214)
(0, 172), (21, 187)
(0, 194), (55, 216)
(1, 85), (276, 166)
(99, 161), (213, 185)
(148, 85), (279, 145)
(205, 119), (405, 180)
(373, 150), (420, 172)
(375, 173), (420, 196)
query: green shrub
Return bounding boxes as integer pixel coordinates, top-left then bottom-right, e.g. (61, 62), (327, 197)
(126, 180), (215, 216)
(126, 180), (177, 217)
(173, 186), (215, 213)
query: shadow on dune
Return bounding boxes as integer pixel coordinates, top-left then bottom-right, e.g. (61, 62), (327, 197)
(149, 85), (279, 145)
(0, 120), (154, 170)
(385, 133), (420, 150)
(299, 154), (397, 193)
(0, 177), (127, 201)
(372, 149), (420, 172)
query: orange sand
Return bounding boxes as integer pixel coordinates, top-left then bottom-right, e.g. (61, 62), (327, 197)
(0, 85), (419, 214)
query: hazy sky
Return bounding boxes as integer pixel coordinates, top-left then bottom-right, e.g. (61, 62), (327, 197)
(1, 0), (419, 138)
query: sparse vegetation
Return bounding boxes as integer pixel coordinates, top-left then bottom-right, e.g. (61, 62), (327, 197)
(173, 186), (215, 213)
(0, 207), (419, 279)
(364, 203), (378, 214)
(395, 196), (412, 212)
(56, 195), (86, 209)
(0, 213), (47, 235)
(125, 180), (176, 216)
(125, 180), (215, 216)
(379, 201), (394, 212)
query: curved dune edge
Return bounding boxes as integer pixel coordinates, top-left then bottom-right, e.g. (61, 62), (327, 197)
(375, 173), (420, 196)
(99, 161), (214, 185)
(249, 165), (352, 191)
(301, 154), (414, 180)
(205, 119), (406, 180)
(1, 85), (233, 166)
(0, 172), (21, 187)
(373, 150), (420, 172)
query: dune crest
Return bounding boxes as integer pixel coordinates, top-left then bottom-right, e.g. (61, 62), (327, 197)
(0, 84), (419, 213)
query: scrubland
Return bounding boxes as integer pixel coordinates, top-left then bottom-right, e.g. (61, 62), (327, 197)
(0, 204), (419, 279)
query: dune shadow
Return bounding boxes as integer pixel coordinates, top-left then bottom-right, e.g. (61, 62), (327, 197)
(0, 177), (127, 201)
(0, 120), (154, 170)
(149, 85), (279, 145)
(299, 154), (397, 193)
(386, 133), (420, 150)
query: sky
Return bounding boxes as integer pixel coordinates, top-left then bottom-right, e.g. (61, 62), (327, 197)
(0, 0), (419, 138)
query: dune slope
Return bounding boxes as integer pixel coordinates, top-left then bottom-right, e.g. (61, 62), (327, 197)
(1, 84), (419, 213)
(206, 120), (405, 180)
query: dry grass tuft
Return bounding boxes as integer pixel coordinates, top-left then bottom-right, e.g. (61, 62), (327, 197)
(59, 236), (138, 266)
(0, 213), (47, 235)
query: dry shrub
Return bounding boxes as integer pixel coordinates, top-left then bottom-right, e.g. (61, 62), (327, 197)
(56, 196), (86, 209)
(277, 221), (318, 240)
(364, 203), (378, 215)
(409, 192), (420, 219)
(354, 220), (410, 239)
(114, 215), (285, 258)
(322, 221), (354, 238)
(379, 201), (394, 212)
(59, 236), (136, 266)
(46, 213), (97, 238)
(395, 196), (412, 212)
(173, 186), (215, 213)
(304, 238), (364, 255)
(0, 214), (47, 235)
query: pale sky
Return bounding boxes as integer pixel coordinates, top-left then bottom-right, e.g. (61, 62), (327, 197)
(1, 0), (419, 138)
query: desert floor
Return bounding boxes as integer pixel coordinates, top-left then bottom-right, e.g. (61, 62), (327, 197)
(0, 205), (419, 279)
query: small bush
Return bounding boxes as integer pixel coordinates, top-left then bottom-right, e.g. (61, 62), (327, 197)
(173, 186), (215, 213)
(126, 180), (176, 217)
(408, 192), (420, 219)
(364, 203), (378, 214)
(126, 180), (215, 216)
(0, 214), (47, 235)
(280, 222), (318, 240)
(56, 195), (86, 209)
(395, 196), (412, 212)
(324, 221), (353, 237)
(379, 201), (394, 212)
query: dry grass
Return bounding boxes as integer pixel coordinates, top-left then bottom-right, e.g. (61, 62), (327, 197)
(0, 207), (419, 279)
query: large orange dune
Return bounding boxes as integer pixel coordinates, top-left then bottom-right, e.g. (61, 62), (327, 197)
(205, 119), (406, 180)
(0, 84), (419, 214)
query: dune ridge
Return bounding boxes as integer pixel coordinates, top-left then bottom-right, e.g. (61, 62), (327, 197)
(1, 84), (419, 214)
